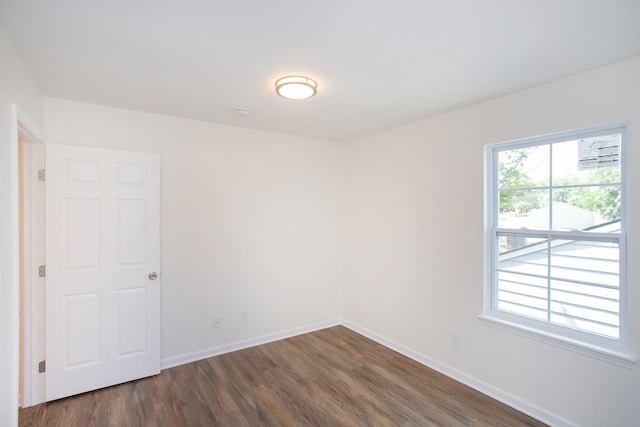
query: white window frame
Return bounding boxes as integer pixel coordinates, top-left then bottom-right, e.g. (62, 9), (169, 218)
(481, 123), (636, 367)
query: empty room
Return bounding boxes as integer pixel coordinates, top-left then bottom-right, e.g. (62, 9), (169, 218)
(1, 1), (639, 426)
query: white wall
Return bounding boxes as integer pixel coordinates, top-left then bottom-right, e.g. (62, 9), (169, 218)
(43, 99), (344, 363)
(0, 27), (43, 427)
(343, 56), (640, 427)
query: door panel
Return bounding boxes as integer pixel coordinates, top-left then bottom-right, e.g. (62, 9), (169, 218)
(46, 144), (160, 401)
(117, 287), (148, 356)
(65, 198), (100, 270)
(66, 293), (100, 367)
(117, 199), (147, 266)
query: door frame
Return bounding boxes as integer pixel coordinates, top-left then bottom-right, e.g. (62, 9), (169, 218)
(14, 105), (46, 408)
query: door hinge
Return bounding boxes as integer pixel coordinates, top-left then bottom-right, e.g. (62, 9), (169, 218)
(38, 169), (46, 181)
(38, 265), (46, 278)
(38, 360), (46, 373)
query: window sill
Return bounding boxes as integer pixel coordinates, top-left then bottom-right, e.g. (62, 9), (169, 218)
(478, 315), (637, 369)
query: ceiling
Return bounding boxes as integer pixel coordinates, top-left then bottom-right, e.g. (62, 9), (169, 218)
(1, 1), (639, 142)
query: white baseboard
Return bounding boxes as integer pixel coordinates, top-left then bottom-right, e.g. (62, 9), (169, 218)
(160, 318), (342, 370)
(341, 319), (579, 427)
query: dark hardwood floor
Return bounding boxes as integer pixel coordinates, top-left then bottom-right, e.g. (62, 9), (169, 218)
(20, 326), (547, 426)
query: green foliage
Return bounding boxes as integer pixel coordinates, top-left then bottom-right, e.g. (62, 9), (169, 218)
(498, 148), (538, 215)
(498, 148), (621, 222)
(552, 168), (621, 221)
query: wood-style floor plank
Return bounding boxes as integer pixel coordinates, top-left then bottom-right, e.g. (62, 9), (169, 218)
(19, 326), (548, 427)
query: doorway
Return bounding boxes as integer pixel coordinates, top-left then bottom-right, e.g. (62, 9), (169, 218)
(17, 127), (161, 406)
(18, 123), (45, 407)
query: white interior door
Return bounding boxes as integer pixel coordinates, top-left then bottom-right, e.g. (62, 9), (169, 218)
(45, 144), (160, 401)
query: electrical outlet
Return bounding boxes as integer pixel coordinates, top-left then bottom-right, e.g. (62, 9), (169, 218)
(450, 332), (460, 349)
(212, 315), (222, 329)
(0, 269), (6, 296)
(240, 309), (249, 323)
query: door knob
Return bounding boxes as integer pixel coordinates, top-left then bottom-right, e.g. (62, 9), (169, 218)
(148, 272), (158, 280)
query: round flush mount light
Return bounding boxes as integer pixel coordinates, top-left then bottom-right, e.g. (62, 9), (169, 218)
(275, 75), (317, 100)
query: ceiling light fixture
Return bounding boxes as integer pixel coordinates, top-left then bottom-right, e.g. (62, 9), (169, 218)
(275, 75), (317, 100)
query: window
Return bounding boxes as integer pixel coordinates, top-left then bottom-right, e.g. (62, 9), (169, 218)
(484, 124), (628, 354)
